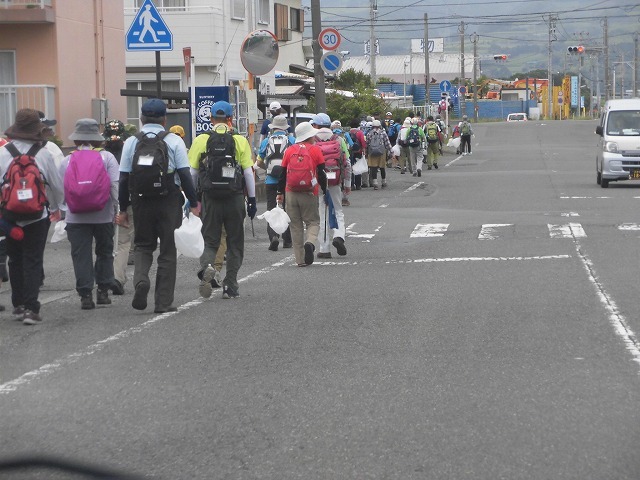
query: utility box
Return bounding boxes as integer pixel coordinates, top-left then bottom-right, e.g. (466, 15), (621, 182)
(91, 98), (109, 125)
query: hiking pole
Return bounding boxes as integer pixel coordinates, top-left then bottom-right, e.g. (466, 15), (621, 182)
(324, 195), (328, 244)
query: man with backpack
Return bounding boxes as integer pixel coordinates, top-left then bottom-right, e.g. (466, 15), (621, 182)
(188, 100), (257, 300)
(365, 120), (392, 190)
(396, 118), (413, 174)
(402, 119), (426, 177)
(311, 113), (351, 259)
(256, 114), (294, 251)
(0, 108), (64, 325)
(118, 99), (199, 313)
(424, 116), (442, 171)
(276, 121), (327, 267)
(61, 118), (120, 310)
(331, 120), (352, 207)
(347, 118), (366, 190)
(459, 114), (474, 155)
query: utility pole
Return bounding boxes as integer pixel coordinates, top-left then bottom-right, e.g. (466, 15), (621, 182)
(547, 14), (558, 119)
(459, 21), (466, 117)
(311, 0), (326, 112)
(634, 32), (638, 97)
(603, 17), (609, 101)
(470, 32), (478, 123)
(424, 13), (430, 112)
(369, 0), (377, 87)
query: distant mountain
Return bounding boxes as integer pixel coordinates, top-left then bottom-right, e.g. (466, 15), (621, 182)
(303, 1), (639, 81)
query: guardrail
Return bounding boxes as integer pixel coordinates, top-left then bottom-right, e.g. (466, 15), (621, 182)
(0, 84), (56, 135)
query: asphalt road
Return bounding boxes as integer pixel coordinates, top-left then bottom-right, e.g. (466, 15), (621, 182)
(1, 119), (640, 479)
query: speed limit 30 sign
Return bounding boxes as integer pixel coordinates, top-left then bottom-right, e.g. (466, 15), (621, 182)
(318, 27), (341, 51)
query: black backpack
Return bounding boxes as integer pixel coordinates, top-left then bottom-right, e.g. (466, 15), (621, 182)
(264, 134), (290, 175)
(198, 131), (244, 197)
(130, 131), (172, 197)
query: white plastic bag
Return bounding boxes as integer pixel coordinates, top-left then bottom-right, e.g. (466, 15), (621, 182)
(174, 213), (204, 258)
(391, 144), (401, 157)
(447, 137), (461, 149)
(352, 156), (368, 175)
(257, 206), (290, 235)
(50, 220), (67, 243)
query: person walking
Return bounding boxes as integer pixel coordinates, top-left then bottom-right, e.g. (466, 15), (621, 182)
(424, 116), (442, 171)
(276, 122), (327, 266)
(397, 117), (412, 174)
(117, 99), (199, 313)
(188, 100), (257, 299)
(0, 109), (64, 325)
(347, 118), (366, 190)
(311, 113), (351, 259)
(406, 119), (426, 176)
(365, 120), (392, 189)
(256, 114), (294, 251)
(459, 114), (474, 155)
(61, 118), (119, 310)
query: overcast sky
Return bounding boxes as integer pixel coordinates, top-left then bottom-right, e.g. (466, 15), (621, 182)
(301, 1), (639, 73)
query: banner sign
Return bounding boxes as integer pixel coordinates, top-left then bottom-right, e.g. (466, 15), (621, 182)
(193, 86), (230, 134)
(570, 76), (578, 108)
(411, 38), (444, 54)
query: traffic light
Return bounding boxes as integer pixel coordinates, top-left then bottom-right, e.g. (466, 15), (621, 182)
(493, 54), (508, 61)
(567, 45), (585, 54)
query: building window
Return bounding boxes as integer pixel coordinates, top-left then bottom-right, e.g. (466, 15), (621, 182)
(257, 0), (269, 25)
(274, 3), (289, 41)
(135, 0), (186, 9)
(231, 0), (246, 20)
(290, 7), (303, 33)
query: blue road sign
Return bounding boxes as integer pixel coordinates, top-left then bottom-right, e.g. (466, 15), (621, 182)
(126, 0), (173, 52)
(320, 52), (343, 75)
(439, 80), (451, 92)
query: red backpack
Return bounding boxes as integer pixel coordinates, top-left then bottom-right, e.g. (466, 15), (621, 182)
(1, 143), (48, 222)
(316, 134), (343, 186)
(64, 149), (111, 214)
(286, 144), (316, 192)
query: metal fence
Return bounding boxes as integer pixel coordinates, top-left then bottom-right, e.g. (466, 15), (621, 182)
(0, 84), (56, 134)
(0, 0), (52, 7)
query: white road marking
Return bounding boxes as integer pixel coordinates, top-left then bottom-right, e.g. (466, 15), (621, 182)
(574, 243), (640, 372)
(410, 223), (449, 238)
(404, 182), (424, 193)
(443, 155), (464, 168)
(379, 204), (389, 208)
(548, 223), (586, 238)
(0, 257), (295, 395)
(618, 223), (640, 231)
(561, 212), (580, 217)
(478, 223), (513, 240)
(560, 196), (611, 199)
(314, 255), (572, 266)
(346, 223), (384, 242)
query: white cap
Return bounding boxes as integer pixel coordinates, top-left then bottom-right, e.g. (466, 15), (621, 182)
(269, 101), (282, 111)
(372, 119), (381, 127)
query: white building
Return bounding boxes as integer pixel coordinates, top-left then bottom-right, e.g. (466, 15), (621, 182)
(123, 0), (306, 124)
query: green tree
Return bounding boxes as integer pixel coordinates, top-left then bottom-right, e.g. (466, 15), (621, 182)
(308, 88), (391, 126)
(332, 68), (373, 90)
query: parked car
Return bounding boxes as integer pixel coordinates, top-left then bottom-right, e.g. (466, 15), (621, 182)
(506, 113), (528, 122)
(596, 99), (640, 188)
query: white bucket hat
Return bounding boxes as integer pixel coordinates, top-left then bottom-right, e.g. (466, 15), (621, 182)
(294, 122), (317, 143)
(268, 114), (289, 131)
(371, 119), (382, 127)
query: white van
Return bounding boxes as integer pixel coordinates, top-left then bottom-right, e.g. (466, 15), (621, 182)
(596, 99), (640, 188)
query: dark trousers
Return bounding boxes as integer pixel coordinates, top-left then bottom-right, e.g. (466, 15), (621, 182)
(200, 193), (245, 292)
(265, 184), (292, 245)
(66, 222), (115, 297)
(6, 217), (49, 313)
(351, 155), (362, 188)
(132, 190), (183, 308)
(461, 134), (472, 153)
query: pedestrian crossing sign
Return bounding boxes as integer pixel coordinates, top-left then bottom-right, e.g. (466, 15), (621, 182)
(126, 0), (173, 52)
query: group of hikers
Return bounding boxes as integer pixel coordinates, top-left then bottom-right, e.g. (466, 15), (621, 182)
(0, 100), (474, 325)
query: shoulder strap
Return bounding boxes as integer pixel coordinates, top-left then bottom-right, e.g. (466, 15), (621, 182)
(4, 143), (20, 158)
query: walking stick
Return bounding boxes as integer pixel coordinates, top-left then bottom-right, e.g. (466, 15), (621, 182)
(324, 195), (328, 244)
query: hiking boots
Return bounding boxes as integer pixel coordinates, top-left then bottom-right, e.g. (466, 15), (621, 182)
(222, 286), (240, 299)
(132, 280), (150, 310)
(304, 242), (315, 265)
(97, 289), (111, 305)
(332, 237), (347, 256)
(268, 235), (279, 251)
(81, 294), (95, 310)
(317, 252), (332, 259)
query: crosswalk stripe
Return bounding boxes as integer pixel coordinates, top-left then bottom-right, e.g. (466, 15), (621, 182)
(548, 223), (587, 238)
(618, 223), (640, 231)
(410, 223), (449, 237)
(478, 224), (513, 240)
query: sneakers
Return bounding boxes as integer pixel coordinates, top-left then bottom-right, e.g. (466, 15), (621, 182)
(154, 305), (178, 313)
(12, 305), (26, 320)
(332, 236), (347, 256)
(373, 183), (379, 190)
(417, 170), (422, 177)
(22, 309), (42, 326)
(111, 280), (125, 295)
(97, 289), (111, 305)
(282, 242), (293, 249)
(381, 182), (387, 189)
(434, 163), (439, 169)
(427, 166), (432, 170)
(268, 235), (279, 251)
(401, 168), (406, 174)
(81, 294), (96, 310)
(412, 172), (417, 177)
(222, 286), (240, 299)
(199, 264), (215, 298)
(342, 198), (350, 207)
(132, 280), (150, 310)
(317, 252), (332, 259)
(304, 242), (315, 265)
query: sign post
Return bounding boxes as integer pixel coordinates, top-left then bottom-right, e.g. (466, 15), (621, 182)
(320, 51), (344, 75)
(318, 27), (341, 51)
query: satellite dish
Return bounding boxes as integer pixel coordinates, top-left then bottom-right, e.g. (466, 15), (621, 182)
(240, 30), (279, 76)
